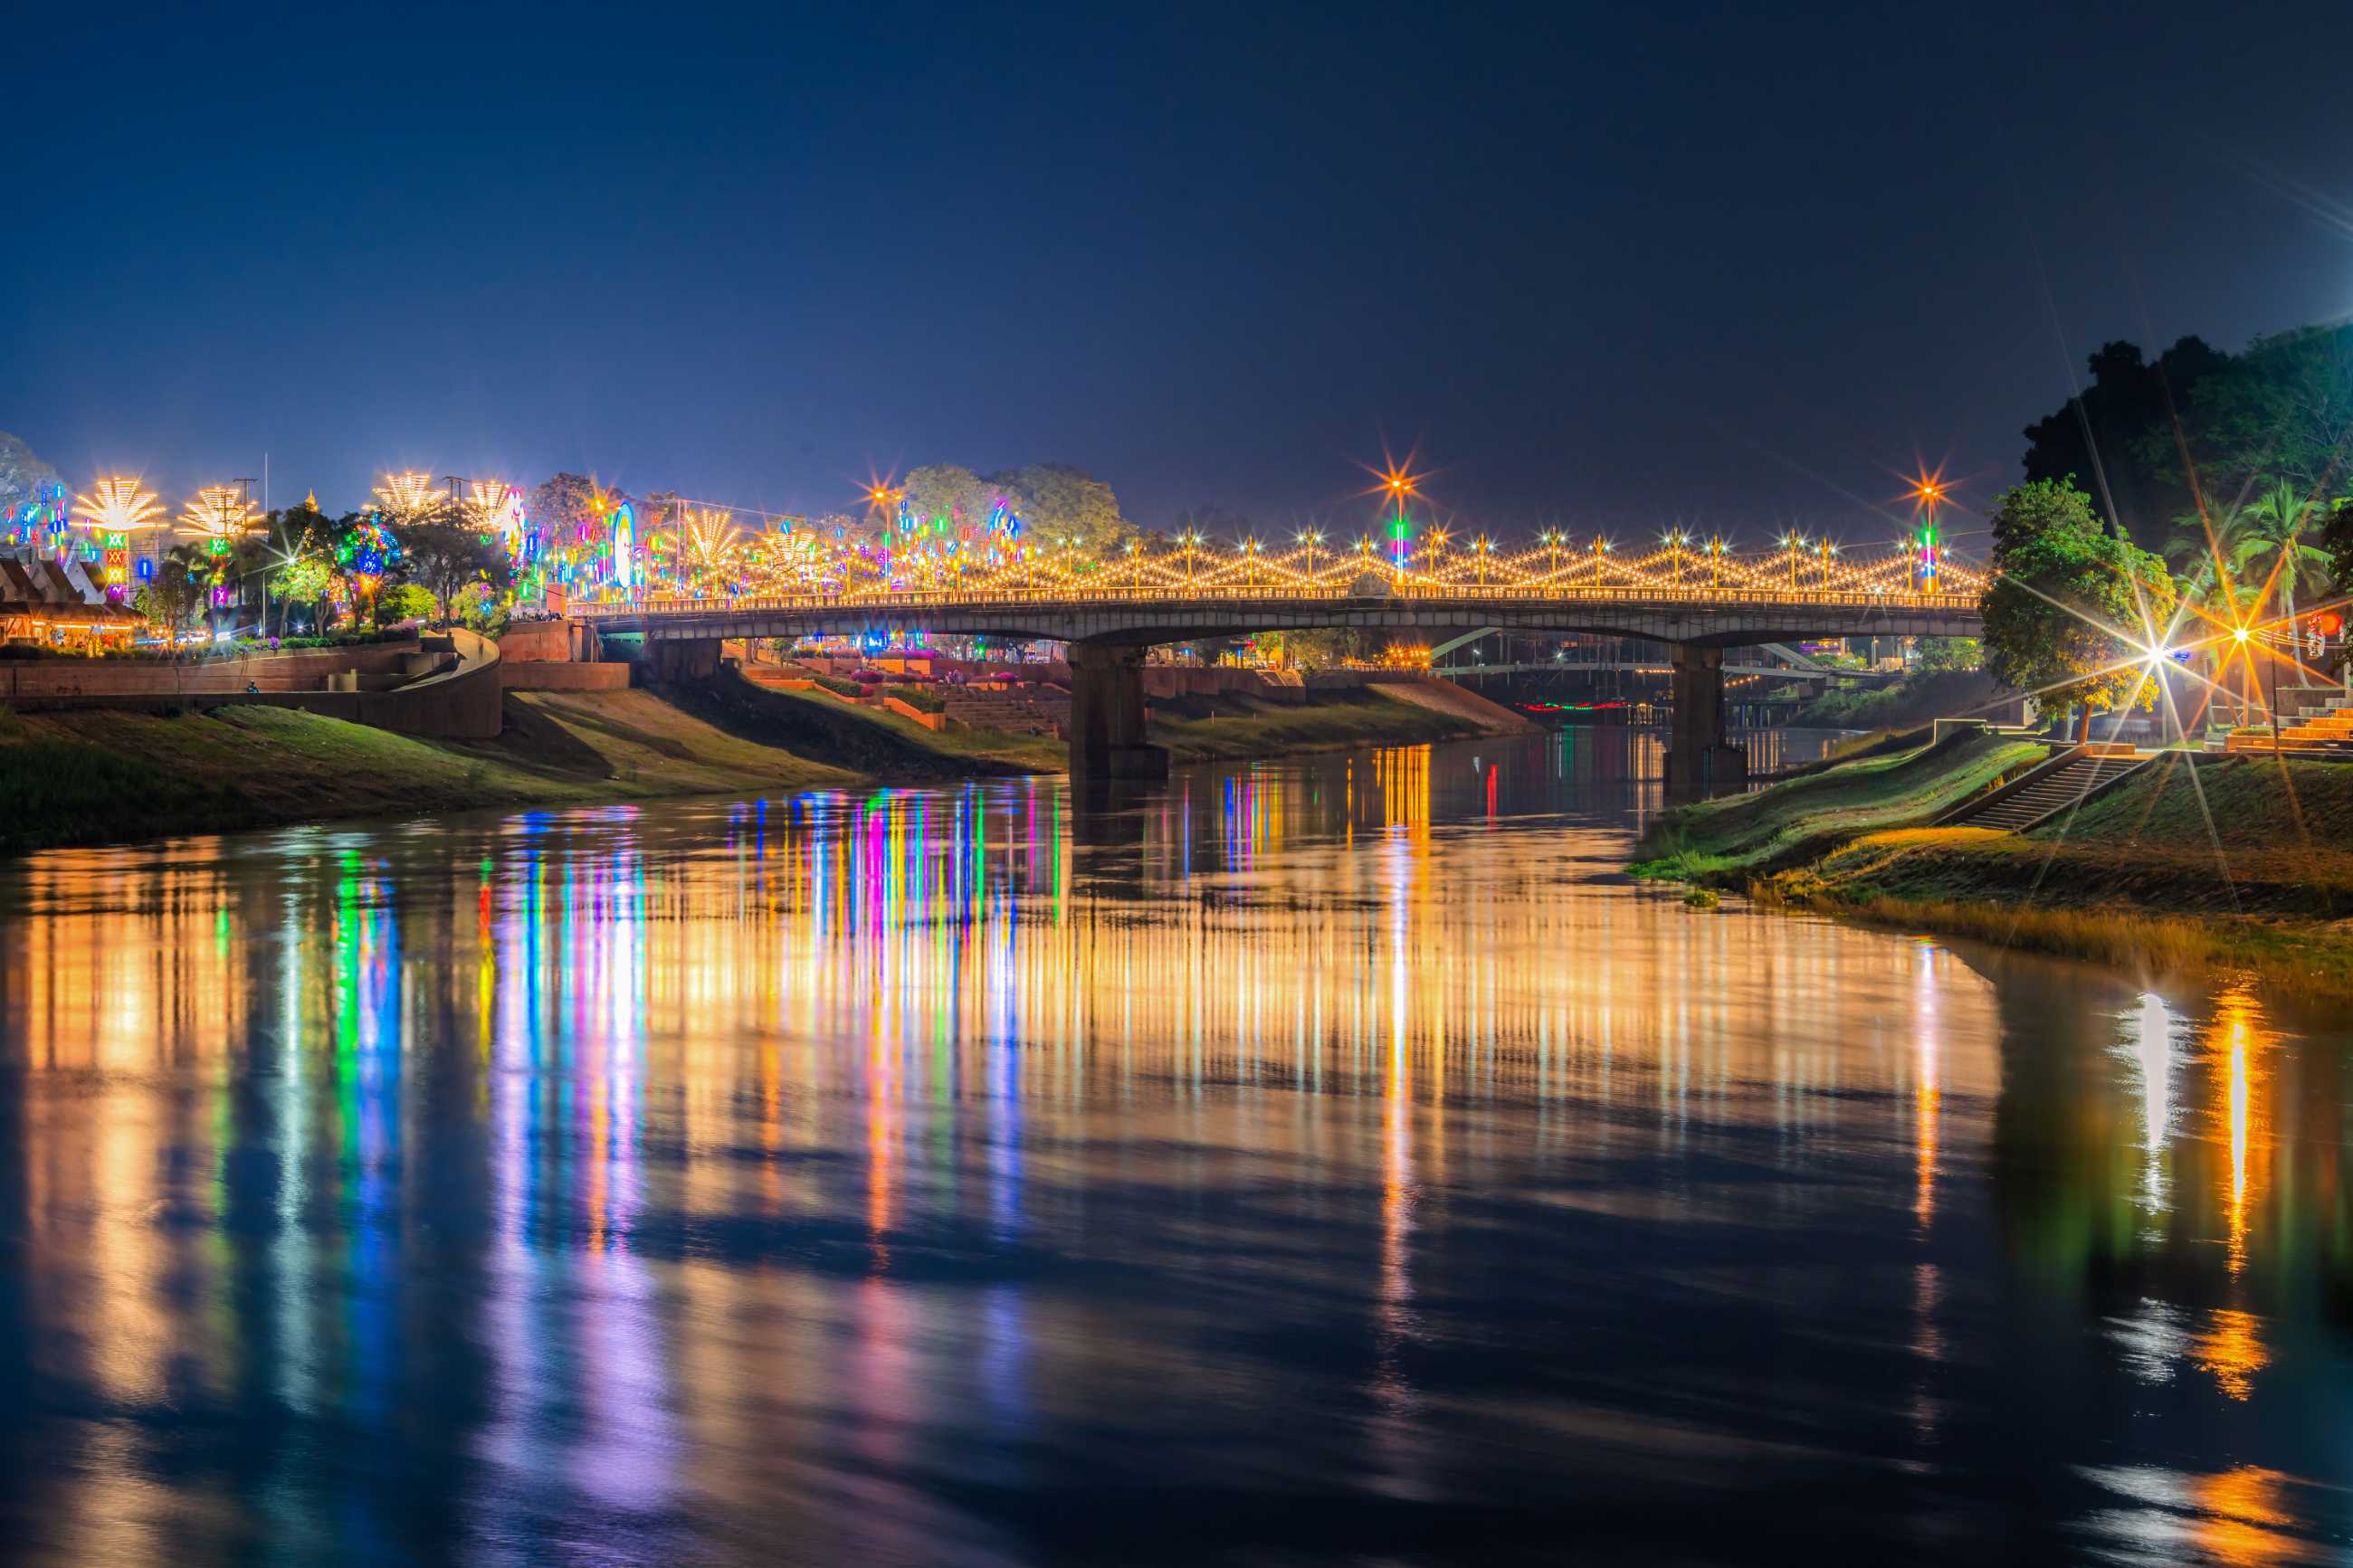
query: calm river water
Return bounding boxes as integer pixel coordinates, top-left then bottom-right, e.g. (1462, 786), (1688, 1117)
(0, 728), (2348, 1564)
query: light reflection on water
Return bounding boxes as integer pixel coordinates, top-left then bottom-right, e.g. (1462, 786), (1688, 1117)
(0, 728), (2348, 1564)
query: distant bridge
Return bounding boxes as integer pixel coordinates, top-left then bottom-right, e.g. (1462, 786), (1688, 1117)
(569, 542), (1982, 794)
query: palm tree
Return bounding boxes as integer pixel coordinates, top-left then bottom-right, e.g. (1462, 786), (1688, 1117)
(2232, 479), (2330, 632)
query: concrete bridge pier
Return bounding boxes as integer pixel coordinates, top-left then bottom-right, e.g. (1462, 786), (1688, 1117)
(648, 638), (723, 683)
(1068, 643), (1169, 785)
(1666, 643), (1748, 799)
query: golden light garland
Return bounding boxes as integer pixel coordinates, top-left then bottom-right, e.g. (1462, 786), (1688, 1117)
(617, 533), (1991, 606)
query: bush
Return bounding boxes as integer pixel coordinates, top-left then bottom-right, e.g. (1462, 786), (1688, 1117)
(893, 688), (947, 713)
(814, 675), (864, 698)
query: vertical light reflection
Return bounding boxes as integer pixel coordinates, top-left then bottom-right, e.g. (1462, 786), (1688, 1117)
(2210, 989), (2269, 1278)
(2129, 992), (2176, 1216)
(1912, 939), (1940, 1230)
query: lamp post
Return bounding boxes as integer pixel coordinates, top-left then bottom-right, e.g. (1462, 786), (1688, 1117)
(1910, 477), (1946, 591)
(1381, 466), (1417, 568)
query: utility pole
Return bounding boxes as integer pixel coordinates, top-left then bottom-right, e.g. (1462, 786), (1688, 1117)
(231, 478), (258, 634)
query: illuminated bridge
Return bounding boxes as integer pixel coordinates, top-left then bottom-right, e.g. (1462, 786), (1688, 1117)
(571, 538), (1984, 794)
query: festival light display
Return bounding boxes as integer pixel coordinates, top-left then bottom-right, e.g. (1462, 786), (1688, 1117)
(71, 477), (167, 598)
(5, 480), (70, 558)
(373, 470), (443, 525)
(467, 481), (537, 595)
(605, 498), (636, 592)
(678, 508), (741, 595)
(180, 484), (262, 555)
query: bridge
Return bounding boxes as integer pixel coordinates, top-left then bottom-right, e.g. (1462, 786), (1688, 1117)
(567, 537), (1983, 794)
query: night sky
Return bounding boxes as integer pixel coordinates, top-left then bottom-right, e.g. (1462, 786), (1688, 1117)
(8, 1), (2353, 546)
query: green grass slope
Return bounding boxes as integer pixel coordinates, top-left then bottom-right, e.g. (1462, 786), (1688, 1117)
(1628, 728), (2046, 883)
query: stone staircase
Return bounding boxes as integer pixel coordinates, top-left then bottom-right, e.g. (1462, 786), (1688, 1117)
(2222, 689), (2353, 758)
(941, 685), (1071, 736)
(1941, 747), (2148, 832)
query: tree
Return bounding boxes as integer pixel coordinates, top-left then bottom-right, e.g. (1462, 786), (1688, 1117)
(986, 463), (1131, 556)
(1914, 636), (1983, 674)
(2228, 479), (2330, 632)
(135, 546), (209, 648)
(249, 503), (339, 634)
(2321, 499), (2353, 599)
(1980, 478), (2179, 736)
(273, 555), (336, 632)
(399, 519), (515, 620)
(2174, 324), (2353, 504)
(900, 464), (996, 538)
(529, 472), (607, 550)
(2021, 338), (2226, 550)
(1264, 627), (1359, 672)
(378, 583), (436, 626)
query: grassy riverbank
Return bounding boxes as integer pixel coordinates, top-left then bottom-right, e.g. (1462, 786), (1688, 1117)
(1635, 729), (2353, 996)
(0, 694), (858, 856)
(1757, 755), (2353, 993)
(1628, 727), (2046, 882)
(0, 671), (1522, 855)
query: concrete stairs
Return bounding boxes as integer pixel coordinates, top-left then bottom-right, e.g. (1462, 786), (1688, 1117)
(2220, 689), (2353, 758)
(1940, 746), (2148, 832)
(942, 686), (1071, 736)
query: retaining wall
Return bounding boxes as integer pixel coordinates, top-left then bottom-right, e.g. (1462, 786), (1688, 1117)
(1141, 666), (1306, 705)
(0, 640), (424, 706)
(498, 619), (574, 663)
(501, 661), (630, 692)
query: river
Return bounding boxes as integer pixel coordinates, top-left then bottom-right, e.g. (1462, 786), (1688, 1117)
(0, 728), (2345, 1564)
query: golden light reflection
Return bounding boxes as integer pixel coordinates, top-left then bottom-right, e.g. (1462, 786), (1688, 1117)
(2194, 1307), (2271, 1403)
(2210, 988), (2270, 1277)
(2189, 1465), (2302, 1567)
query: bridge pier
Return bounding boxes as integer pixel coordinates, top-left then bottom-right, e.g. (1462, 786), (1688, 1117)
(647, 638), (722, 683)
(1068, 643), (1169, 785)
(1666, 643), (1748, 799)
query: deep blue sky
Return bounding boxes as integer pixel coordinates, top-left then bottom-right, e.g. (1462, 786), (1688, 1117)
(8, 1), (2353, 546)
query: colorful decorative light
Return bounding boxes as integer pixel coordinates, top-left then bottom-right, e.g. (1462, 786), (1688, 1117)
(180, 484), (262, 555)
(71, 477), (166, 599)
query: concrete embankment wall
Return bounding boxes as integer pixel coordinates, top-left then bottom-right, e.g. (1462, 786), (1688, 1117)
(1141, 666), (1305, 705)
(1306, 670), (1536, 732)
(494, 618), (632, 691)
(260, 628), (506, 739)
(501, 661), (630, 692)
(2, 630), (507, 740)
(498, 619), (580, 663)
(0, 640), (424, 705)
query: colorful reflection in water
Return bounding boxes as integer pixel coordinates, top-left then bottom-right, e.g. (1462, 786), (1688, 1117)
(0, 730), (2348, 1563)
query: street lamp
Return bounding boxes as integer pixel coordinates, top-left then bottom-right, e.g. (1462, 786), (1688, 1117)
(1296, 527), (1324, 583)
(1910, 474), (1947, 591)
(1379, 464), (1417, 567)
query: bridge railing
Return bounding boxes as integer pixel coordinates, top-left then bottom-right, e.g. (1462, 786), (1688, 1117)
(573, 583), (1984, 618)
